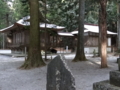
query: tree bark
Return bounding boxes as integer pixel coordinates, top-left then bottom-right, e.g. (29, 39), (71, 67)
(98, 9), (101, 57)
(99, 0), (108, 68)
(20, 0), (45, 69)
(72, 0), (86, 62)
(117, 1), (120, 51)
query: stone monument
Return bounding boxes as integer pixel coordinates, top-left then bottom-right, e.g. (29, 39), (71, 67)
(46, 55), (76, 90)
(93, 59), (120, 90)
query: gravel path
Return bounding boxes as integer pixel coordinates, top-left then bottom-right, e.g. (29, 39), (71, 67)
(0, 54), (118, 90)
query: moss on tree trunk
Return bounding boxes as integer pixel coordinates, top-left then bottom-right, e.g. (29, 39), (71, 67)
(20, 0), (45, 69)
(72, 0), (86, 62)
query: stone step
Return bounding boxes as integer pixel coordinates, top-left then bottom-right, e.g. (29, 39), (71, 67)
(93, 80), (120, 90)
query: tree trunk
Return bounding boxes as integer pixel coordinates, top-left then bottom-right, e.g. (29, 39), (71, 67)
(99, 0), (108, 68)
(98, 9), (101, 57)
(20, 0), (45, 69)
(3, 14), (9, 49)
(117, 1), (120, 51)
(72, 0), (86, 62)
(6, 13), (9, 27)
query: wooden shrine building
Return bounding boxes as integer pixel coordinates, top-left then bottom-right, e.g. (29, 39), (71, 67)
(71, 24), (117, 53)
(0, 17), (117, 54)
(0, 16), (65, 53)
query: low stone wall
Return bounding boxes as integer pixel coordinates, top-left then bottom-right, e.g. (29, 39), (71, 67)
(0, 49), (11, 54)
(84, 47), (111, 54)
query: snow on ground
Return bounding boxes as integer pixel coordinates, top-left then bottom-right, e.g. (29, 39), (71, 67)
(0, 53), (119, 90)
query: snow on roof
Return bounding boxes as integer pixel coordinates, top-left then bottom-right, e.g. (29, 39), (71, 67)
(0, 16), (65, 32)
(40, 23), (65, 30)
(58, 32), (74, 36)
(17, 16), (31, 26)
(17, 19), (30, 26)
(107, 31), (117, 35)
(17, 19), (65, 29)
(17, 17), (65, 29)
(71, 24), (117, 35)
(0, 25), (14, 32)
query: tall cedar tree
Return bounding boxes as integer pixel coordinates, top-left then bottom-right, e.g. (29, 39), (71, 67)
(20, 0), (45, 69)
(117, 0), (120, 51)
(98, 9), (101, 57)
(99, 0), (108, 68)
(72, 0), (86, 62)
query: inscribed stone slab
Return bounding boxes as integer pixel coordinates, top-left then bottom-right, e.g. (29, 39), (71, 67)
(47, 55), (76, 90)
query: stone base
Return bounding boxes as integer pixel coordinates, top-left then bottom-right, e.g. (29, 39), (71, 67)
(110, 70), (120, 87)
(93, 80), (120, 90)
(117, 58), (119, 63)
